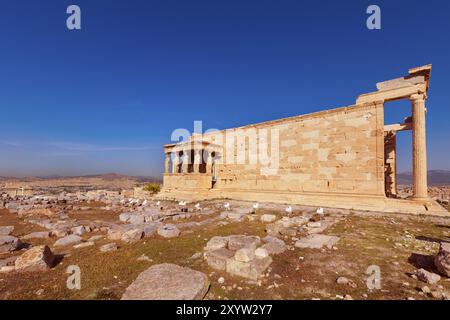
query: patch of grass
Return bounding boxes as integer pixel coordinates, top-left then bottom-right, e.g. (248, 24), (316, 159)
(1, 209), (449, 300)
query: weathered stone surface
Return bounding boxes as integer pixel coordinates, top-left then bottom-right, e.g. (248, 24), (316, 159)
(143, 224), (156, 237)
(73, 241), (95, 249)
(260, 214), (277, 223)
(0, 226), (14, 236)
(100, 243), (118, 252)
(23, 231), (50, 240)
(51, 229), (68, 238)
(295, 234), (340, 249)
(307, 222), (322, 228)
(265, 223), (284, 236)
(234, 247), (255, 262)
(0, 235), (22, 253)
(205, 236), (229, 251)
(107, 228), (124, 241)
(261, 236), (286, 255)
(15, 245), (55, 272)
(228, 235), (260, 251)
(414, 268), (441, 284)
(119, 213), (131, 222)
(226, 256), (272, 280)
(129, 214), (145, 225)
(0, 266), (15, 273)
(157, 224), (180, 238)
(89, 235), (103, 241)
(71, 226), (86, 236)
(54, 234), (82, 247)
(254, 247), (269, 258)
(434, 242), (450, 277)
(121, 263), (210, 300)
(227, 212), (244, 221)
(121, 228), (143, 244)
(205, 248), (235, 271)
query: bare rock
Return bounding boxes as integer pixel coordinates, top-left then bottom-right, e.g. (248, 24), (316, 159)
(119, 213), (131, 222)
(234, 248), (255, 262)
(23, 231), (51, 240)
(54, 234), (82, 247)
(260, 214), (276, 223)
(336, 276), (357, 288)
(261, 236), (287, 255)
(254, 247), (269, 258)
(414, 268), (441, 284)
(205, 236), (229, 251)
(228, 235), (260, 251)
(295, 234), (340, 249)
(71, 226), (86, 236)
(226, 256), (272, 280)
(0, 226), (14, 236)
(73, 241), (95, 249)
(205, 248), (235, 270)
(100, 243), (118, 252)
(129, 214), (145, 225)
(121, 228), (143, 244)
(434, 242), (450, 277)
(121, 263), (210, 300)
(107, 228), (125, 241)
(157, 224), (180, 238)
(0, 235), (22, 253)
(15, 245), (55, 272)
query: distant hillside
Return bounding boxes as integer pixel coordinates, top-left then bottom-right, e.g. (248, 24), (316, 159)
(398, 170), (450, 185)
(0, 173), (161, 183)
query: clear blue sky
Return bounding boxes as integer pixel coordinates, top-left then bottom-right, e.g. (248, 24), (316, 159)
(0, 0), (449, 177)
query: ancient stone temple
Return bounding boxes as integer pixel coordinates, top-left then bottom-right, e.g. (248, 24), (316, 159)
(158, 65), (446, 215)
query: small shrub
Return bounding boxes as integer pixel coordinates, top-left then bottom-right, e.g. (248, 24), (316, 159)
(143, 183), (161, 194)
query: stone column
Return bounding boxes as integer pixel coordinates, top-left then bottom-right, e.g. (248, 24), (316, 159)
(206, 152), (213, 174)
(410, 93), (428, 200)
(182, 151), (190, 173)
(172, 153), (179, 174)
(193, 149), (201, 173)
(164, 153), (171, 174)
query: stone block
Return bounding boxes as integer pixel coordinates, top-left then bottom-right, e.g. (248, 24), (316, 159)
(226, 256), (272, 280)
(228, 235), (260, 251)
(295, 234), (340, 249)
(205, 248), (235, 271)
(15, 245), (55, 272)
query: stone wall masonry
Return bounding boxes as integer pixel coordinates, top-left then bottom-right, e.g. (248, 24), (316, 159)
(202, 102), (385, 196)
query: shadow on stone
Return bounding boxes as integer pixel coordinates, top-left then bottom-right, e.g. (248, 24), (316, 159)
(407, 253), (438, 274)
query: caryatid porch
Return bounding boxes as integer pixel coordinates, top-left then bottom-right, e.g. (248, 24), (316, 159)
(162, 139), (220, 191)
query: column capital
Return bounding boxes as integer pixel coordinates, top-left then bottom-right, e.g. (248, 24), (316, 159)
(410, 93), (426, 101)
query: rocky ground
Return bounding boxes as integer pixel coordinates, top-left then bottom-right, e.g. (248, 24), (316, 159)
(0, 190), (449, 300)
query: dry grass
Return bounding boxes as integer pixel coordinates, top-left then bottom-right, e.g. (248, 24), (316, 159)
(1, 207), (450, 300)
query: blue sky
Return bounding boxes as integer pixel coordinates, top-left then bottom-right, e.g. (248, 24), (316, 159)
(0, 0), (449, 177)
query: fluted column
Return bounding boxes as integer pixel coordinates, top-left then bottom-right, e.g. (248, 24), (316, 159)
(410, 93), (428, 200)
(172, 153), (180, 174)
(164, 153), (171, 174)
